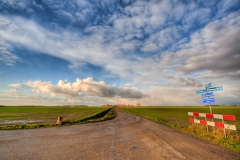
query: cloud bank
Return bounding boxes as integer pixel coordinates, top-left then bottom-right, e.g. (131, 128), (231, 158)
(25, 77), (146, 99)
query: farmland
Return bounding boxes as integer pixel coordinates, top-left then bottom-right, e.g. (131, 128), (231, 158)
(2, 108), (239, 159)
(0, 106), (114, 129)
(122, 106), (240, 152)
(122, 106), (240, 129)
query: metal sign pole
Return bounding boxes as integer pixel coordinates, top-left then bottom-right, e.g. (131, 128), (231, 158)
(206, 87), (213, 124)
(206, 87), (212, 114)
(222, 119), (226, 138)
(206, 87), (211, 131)
(209, 103), (213, 125)
(205, 116), (209, 132)
(209, 103), (212, 114)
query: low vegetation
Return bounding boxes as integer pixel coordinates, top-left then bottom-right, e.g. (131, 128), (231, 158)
(71, 107), (116, 124)
(122, 106), (240, 153)
(0, 106), (116, 130)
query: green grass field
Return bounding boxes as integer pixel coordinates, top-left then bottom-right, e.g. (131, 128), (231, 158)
(122, 106), (240, 129)
(0, 106), (112, 129)
(122, 106), (240, 152)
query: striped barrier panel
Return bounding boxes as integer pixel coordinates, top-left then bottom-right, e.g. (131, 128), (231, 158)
(188, 118), (236, 130)
(188, 112), (236, 131)
(188, 112), (235, 121)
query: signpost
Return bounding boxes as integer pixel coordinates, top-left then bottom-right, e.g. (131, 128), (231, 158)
(195, 82), (225, 135)
(208, 86), (223, 92)
(196, 82), (222, 114)
(205, 83), (212, 88)
(191, 83), (237, 138)
(202, 98), (215, 104)
(196, 89), (207, 94)
(195, 86), (222, 94)
(201, 92), (214, 98)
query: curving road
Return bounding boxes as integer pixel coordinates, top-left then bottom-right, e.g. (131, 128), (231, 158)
(0, 108), (239, 160)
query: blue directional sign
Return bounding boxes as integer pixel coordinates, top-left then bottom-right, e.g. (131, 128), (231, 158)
(201, 92), (214, 98)
(196, 89), (207, 94)
(208, 86), (223, 92)
(205, 83), (212, 88)
(202, 98), (215, 104)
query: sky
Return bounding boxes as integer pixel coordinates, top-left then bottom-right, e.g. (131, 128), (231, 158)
(0, 0), (240, 106)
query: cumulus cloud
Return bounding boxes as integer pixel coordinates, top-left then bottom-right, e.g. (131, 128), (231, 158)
(24, 77), (147, 99)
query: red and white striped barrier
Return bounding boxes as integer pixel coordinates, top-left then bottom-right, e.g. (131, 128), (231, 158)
(188, 118), (236, 130)
(188, 112), (235, 121)
(188, 112), (236, 131)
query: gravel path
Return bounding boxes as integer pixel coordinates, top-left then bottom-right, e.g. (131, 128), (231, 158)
(0, 108), (239, 160)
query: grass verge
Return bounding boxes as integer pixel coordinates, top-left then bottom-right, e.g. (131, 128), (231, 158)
(122, 107), (240, 153)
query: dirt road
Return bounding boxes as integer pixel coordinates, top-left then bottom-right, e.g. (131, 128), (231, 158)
(0, 108), (239, 160)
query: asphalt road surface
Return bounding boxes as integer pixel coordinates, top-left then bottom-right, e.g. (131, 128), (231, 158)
(0, 108), (239, 160)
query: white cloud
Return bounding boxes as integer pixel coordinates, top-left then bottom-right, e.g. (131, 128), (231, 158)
(25, 80), (79, 97)
(24, 77), (147, 99)
(54, 9), (75, 23)
(9, 83), (22, 88)
(121, 43), (135, 52)
(0, 15), (136, 78)
(140, 88), (199, 106)
(141, 43), (158, 52)
(2, 89), (17, 94)
(67, 99), (80, 103)
(0, 38), (21, 66)
(181, 12), (240, 75)
(68, 63), (85, 69)
(154, 11), (240, 81)
(0, 92), (67, 106)
(0, 50), (21, 66)
(166, 76), (203, 87)
(141, 26), (182, 52)
(183, 7), (211, 25)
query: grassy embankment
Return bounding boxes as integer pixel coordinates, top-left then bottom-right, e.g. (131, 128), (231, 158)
(0, 106), (115, 130)
(122, 106), (240, 153)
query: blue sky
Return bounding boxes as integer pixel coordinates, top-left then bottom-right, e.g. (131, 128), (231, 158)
(0, 0), (240, 106)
